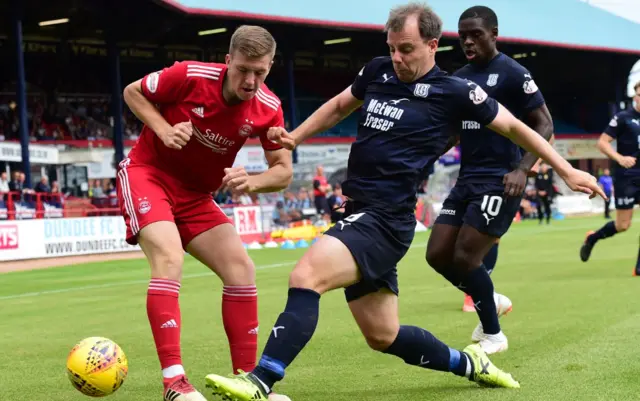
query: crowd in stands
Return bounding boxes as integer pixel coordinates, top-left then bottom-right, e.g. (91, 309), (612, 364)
(0, 170), (61, 195)
(0, 95), (143, 142)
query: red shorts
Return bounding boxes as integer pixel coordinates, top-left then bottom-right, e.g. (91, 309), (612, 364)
(116, 159), (230, 249)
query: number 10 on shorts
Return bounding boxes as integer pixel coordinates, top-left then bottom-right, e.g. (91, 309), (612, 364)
(481, 195), (503, 217)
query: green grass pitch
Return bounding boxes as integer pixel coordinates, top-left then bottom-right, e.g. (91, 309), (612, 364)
(2, 215), (640, 401)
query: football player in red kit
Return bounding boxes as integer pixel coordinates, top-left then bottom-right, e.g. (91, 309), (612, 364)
(119, 25), (292, 401)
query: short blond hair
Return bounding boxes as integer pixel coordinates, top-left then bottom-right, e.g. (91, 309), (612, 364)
(635, 80), (640, 93)
(229, 25), (276, 58)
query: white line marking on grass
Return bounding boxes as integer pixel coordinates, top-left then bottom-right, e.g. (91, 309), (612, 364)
(0, 261), (297, 301)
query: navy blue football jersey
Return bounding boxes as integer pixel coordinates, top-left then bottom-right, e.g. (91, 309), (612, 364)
(604, 108), (640, 178)
(454, 53), (545, 183)
(343, 57), (499, 211)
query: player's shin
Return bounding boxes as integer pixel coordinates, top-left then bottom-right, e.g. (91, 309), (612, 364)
(483, 243), (499, 274)
(251, 288), (321, 391)
(443, 266), (500, 334)
(222, 285), (259, 374)
(147, 279), (184, 381)
(383, 326), (472, 379)
(587, 221), (618, 245)
(464, 266), (500, 334)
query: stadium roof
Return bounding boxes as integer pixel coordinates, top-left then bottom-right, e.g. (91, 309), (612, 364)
(160, 0), (640, 54)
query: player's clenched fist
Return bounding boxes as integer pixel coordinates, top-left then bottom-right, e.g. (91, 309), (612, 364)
(617, 155), (636, 169)
(562, 168), (607, 200)
(223, 166), (252, 193)
(160, 121), (193, 150)
(267, 127), (296, 150)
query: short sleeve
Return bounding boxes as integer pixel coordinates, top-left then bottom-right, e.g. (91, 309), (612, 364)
(604, 113), (623, 138)
(140, 61), (187, 104)
(510, 69), (545, 112)
(350, 57), (383, 100)
(452, 78), (499, 126)
(260, 106), (284, 151)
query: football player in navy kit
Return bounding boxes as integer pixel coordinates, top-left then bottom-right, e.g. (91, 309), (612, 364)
(426, 6), (554, 355)
(205, 3), (605, 399)
(580, 81), (640, 276)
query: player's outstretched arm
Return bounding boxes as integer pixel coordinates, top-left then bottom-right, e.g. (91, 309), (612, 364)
(488, 103), (606, 199)
(597, 133), (636, 168)
(289, 86), (363, 147)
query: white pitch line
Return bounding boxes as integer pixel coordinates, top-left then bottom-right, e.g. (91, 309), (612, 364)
(0, 261), (297, 301)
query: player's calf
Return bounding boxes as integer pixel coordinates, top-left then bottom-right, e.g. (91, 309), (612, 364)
(250, 235), (360, 393)
(139, 222), (190, 388)
(350, 291), (471, 379)
(186, 224), (261, 373)
(451, 247), (501, 336)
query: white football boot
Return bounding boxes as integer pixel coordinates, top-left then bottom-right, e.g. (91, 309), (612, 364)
(471, 292), (512, 355)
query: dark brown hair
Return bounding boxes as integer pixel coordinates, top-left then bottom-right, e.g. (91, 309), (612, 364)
(385, 2), (443, 41)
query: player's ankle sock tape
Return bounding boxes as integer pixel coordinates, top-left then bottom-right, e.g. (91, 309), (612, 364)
(461, 267), (500, 335)
(448, 349), (472, 378)
(383, 325), (451, 373)
(483, 243), (499, 275)
(589, 221), (617, 245)
(254, 287), (320, 388)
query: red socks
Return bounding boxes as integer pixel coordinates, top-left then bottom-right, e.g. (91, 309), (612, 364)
(147, 278), (184, 380)
(222, 285), (259, 373)
(147, 280), (259, 377)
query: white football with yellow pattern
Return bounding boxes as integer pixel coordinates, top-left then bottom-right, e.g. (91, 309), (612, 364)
(66, 337), (128, 397)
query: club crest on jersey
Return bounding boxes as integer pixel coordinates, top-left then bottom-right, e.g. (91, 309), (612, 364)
(239, 119), (254, 137)
(487, 74), (499, 87)
(138, 197), (151, 214)
(523, 76), (539, 94)
(413, 83), (430, 98)
(609, 117), (618, 127)
(469, 84), (488, 105)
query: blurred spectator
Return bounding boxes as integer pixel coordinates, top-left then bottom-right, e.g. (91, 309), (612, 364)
(20, 172), (35, 194)
(34, 176), (51, 193)
(0, 172), (8, 193)
(51, 180), (61, 194)
(8, 171), (21, 192)
(272, 201), (291, 227)
(105, 181), (116, 197)
(312, 165), (331, 215)
(91, 179), (105, 198)
(297, 188), (313, 210)
(327, 183), (345, 223)
(283, 190), (302, 221)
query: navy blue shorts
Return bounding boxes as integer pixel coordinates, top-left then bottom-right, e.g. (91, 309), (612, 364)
(614, 176), (640, 210)
(323, 201), (415, 302)
(435, 182), (521, 238)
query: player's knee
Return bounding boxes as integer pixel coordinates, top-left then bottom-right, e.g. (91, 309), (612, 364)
(150, 250), (184, 281)
(452, 248), (476, 271)
(219, 255), (256, 286)
(425, 247), (448, 273)
(362, 327), (398, 352)
(616, 219), (632, 232)
(289, 261), (323, 292)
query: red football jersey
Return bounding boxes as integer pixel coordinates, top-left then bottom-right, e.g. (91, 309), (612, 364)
(313, 175), (328, 197)
(127, 61), (284, 193)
